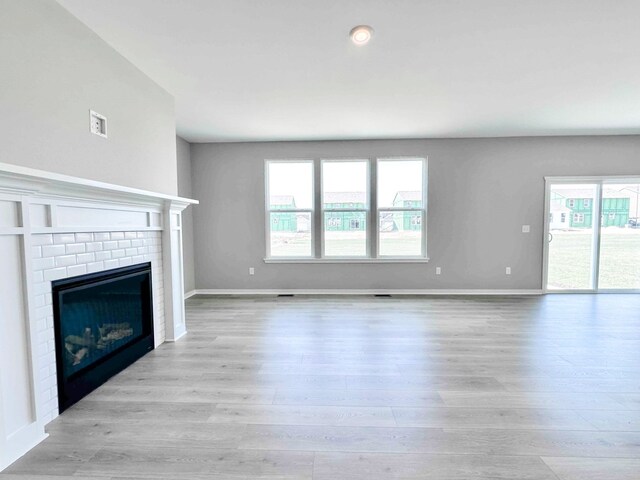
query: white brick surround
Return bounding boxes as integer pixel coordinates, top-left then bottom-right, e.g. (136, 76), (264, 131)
(31, 230), (165, 424)
(0, 162), (197, 471)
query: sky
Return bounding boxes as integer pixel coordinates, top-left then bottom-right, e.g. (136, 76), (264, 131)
(268, 159), (424, 209)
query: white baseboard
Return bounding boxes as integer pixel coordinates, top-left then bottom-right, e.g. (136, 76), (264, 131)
(191, 288), (544, 296)
(184, 289), (197, 300)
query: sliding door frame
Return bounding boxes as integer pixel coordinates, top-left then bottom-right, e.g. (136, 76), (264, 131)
(543, 175), (640, 294)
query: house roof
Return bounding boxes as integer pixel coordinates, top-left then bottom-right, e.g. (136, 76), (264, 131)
(552, 188), (631, 200)
(270, 195), (295, 206)
(323, 192), (366, 204)
(393, 191), (422, 203)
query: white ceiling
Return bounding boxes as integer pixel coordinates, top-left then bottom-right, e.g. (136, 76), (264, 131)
(57, 0), (640, 143)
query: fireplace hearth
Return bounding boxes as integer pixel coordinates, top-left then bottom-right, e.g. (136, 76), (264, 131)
(52, 263), (155, 412)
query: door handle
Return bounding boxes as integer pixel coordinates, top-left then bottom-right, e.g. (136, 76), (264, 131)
(548, 232), (553, 243)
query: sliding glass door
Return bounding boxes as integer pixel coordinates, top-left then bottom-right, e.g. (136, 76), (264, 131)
(545, 178), (640, 292)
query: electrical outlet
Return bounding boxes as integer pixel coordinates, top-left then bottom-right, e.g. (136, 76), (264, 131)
(89, 110), (107, 138)
(522, 225), (530, 233)
(435, 267), (441, 275)
(505, 267), (511, 275)
(249, 267), (255, 276)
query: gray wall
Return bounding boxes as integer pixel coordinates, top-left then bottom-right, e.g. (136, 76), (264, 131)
(176, 136), (196, 294)
(191, 136), (640, 291)
(0, 0), (177, 195)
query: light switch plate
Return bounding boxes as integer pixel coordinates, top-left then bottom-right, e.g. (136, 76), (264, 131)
(522, 225), (530, 233)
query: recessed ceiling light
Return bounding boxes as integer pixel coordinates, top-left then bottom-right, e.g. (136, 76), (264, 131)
(349, 25), (373, 46)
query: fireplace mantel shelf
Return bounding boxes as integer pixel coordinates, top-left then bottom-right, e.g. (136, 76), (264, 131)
(0, 162), (198, 209)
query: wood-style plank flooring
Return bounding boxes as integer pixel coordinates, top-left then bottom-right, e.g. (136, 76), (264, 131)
(3, 294), (640, 479)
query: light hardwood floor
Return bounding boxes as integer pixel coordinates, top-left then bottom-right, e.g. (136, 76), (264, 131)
(3, 294), (640, 479)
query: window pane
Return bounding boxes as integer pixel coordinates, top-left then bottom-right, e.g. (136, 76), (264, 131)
(547, 184), (597, 290)
(268, 162), (313, 209)
(324, 212), (367, 257)
(379, 211), (422, 256)
(378, 159), (424, 208)
(269, 212), (312, 257)
(598, 183), (640, 289)
(322, 161), (368, 210)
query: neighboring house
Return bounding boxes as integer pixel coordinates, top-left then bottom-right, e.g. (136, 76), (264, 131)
(272, 191), (427, 233)
(270, 195), (298, 231)
(392, 191), (423, 231)
(323, 192), (367, 231)
(549, 198), (571, 230)
(550, 189), (632, 229)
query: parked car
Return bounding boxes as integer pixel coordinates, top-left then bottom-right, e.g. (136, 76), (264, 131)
(628, 217), (639, 228)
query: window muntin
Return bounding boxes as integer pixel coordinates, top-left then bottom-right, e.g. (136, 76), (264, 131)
(266, 161), (314, 258)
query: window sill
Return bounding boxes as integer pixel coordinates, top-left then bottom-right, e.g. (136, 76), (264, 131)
(263, 257), (430, 264)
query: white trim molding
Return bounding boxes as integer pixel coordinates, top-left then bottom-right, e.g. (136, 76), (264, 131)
(191, 289), (544, 296)
(0, 163), (197, 472)
(264, 257), (430, 264)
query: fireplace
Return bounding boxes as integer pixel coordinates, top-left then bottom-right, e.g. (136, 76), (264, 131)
(52, 263), (155, 412)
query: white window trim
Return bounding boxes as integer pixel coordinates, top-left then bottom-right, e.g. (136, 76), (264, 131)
(264, 159), (315, 259)
(376, 157), (428, 259)
(264, 156), (429, 263)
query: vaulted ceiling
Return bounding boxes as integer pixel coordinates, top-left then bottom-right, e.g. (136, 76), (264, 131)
(57, 0), (640, 142)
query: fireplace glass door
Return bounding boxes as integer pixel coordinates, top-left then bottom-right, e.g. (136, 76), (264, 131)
(53, 263), (154, 411)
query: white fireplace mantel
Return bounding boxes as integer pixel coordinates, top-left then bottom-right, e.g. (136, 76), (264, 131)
(0, 162), (198, 471)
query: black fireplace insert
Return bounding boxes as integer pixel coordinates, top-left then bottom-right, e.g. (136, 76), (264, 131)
(52, 262), (154, 412)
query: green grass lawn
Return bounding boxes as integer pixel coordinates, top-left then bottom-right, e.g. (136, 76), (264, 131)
(270, 231), (422, 257)
(548, 229), (640, 290)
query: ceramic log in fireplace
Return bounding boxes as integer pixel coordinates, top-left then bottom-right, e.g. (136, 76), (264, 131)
(52, 263), (154, 412)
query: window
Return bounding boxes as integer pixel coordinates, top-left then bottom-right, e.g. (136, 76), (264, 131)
(322, 160), (368, 257)
(583, 199), (590, 207)
(573, 213), (584, 223)
(265, 157), (428, 261)
(265, 161), (314, 257)
(568, 199), (575, 208)
(608, 212), (616, 220)
(561, 213), (566, 223)
(377, 158), (426, 257)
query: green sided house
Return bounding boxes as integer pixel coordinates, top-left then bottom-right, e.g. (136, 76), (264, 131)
(270, 195), (301, 231)
(271, 191), (426, 233)
(323, 192), (367, 231)
(392, 191), (423, 231)
(549, 188), (632, 229)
